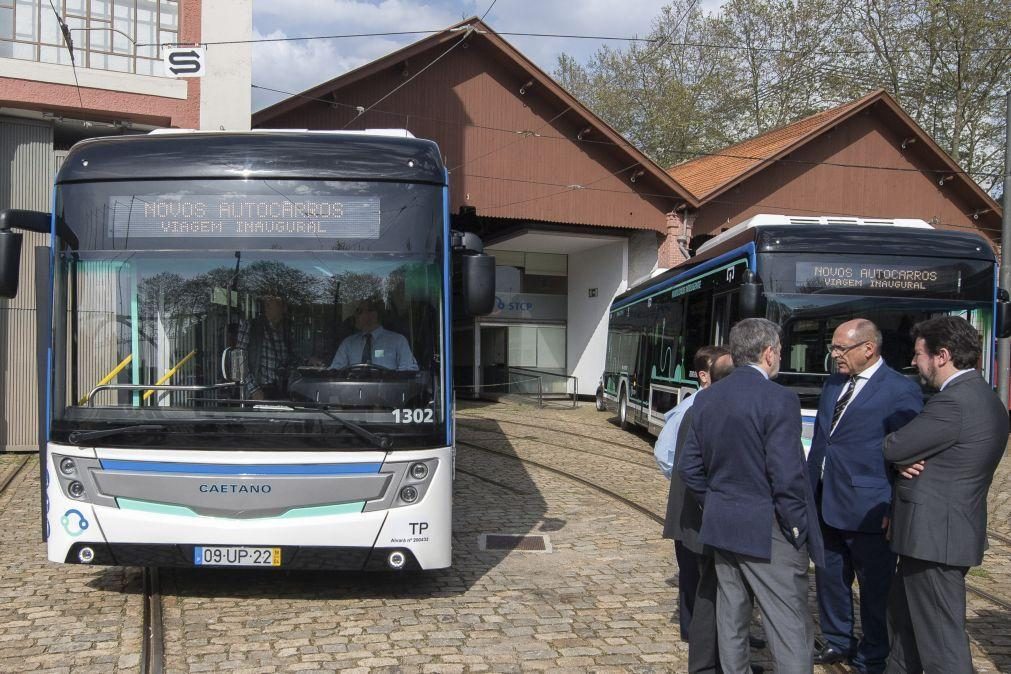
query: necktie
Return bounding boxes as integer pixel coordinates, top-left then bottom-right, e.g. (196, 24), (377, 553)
(361, 333), (373, 364)
(830, 376), (857, 432)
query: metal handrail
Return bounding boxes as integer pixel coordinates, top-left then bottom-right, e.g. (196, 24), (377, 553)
(86, 383), (238, 407)
(506, 366), (578, 408)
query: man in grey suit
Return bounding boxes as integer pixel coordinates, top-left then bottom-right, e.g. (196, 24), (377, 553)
(679, 318), (824, 674)
(883, 316), (1008, 674)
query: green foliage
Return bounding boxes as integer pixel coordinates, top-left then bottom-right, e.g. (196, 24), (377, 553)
(553, 0), (1010, 193)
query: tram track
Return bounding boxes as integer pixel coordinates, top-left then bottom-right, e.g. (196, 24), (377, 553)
(459, 417), (1011, 654)
(457, 412), (652, 456)
(0, 456), (30, 496)
(458, 438), (852, 674)
(141, 567), (164, 674)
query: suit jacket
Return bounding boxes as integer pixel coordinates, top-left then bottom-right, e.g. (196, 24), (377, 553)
(807, 363), (923, 532)
(663, 407), (704, 554)
(678, 366), (824, 566)
(884, 370), (1007, 567)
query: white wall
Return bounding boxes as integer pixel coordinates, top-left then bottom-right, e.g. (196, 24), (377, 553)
(200, 0), (252, 130)
(567, 241), (627, 395)
(628, 230), (660, 287)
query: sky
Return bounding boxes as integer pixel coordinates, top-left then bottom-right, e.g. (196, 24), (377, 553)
(251, 0), (722, 112)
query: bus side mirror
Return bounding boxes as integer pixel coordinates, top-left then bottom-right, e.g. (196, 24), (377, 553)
(0, 209), (54, 299)
(462, 253), (495, 316)
(221, 346), (247, 384)
(997, 289), (1011, 339)
(740, 269), (765, 318)
(0, 229), (23, 299)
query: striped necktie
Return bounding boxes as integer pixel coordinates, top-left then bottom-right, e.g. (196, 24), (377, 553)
(831, 376), (858, 432)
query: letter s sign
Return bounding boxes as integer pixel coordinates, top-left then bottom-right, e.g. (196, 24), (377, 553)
(163, 47), (206, 78)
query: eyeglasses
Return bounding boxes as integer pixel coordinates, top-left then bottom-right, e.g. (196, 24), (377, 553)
(829, 341), (869, 355)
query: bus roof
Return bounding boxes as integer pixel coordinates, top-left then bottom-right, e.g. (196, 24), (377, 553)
(613, 221), (995, 307)
(55, 131), (445, 185)
(696, 214), (932, 254)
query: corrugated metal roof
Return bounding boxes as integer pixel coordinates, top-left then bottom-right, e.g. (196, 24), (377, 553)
(667, 93), (874, 200)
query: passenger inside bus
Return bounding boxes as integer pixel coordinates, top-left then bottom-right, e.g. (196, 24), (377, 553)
(235, 294), (294, 400)
(328, 297), (419, 372)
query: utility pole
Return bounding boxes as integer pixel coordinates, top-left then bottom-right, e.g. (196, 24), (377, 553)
(998, 91), (1011, 406)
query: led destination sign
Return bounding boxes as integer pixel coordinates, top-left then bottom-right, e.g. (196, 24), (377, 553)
(795, 261), (960, 293)
(108, 195), (381, 238)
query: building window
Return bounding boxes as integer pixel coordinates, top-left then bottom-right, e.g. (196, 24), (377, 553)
(0, 0), (178, 76)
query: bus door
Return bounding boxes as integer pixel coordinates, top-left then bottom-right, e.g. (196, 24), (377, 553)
(711, 290), (740, 346)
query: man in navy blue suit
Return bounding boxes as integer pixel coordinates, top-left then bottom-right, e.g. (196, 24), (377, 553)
(807, 319), (922, 674)
(679, 318), (824, 674)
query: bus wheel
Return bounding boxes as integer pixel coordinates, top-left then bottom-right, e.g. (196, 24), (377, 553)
(595, 387), (606, 412)
(618, 390), (630, 429)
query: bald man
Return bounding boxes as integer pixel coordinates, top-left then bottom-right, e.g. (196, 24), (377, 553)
(807, 319), (923, 674)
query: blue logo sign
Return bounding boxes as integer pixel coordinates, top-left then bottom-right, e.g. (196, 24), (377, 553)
(494, 296), (534, 312)
(61, 509), (89, 537)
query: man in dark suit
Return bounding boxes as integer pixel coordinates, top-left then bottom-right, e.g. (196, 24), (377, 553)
(883, 316), (1007, 674)
(807, 319), (923, 673)
(661, 346), (735, 673)
(659, 347), (731, 642)
(679, 318), (824, 674)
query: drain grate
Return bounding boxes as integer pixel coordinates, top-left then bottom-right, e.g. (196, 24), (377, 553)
(479, 533), (552, 553)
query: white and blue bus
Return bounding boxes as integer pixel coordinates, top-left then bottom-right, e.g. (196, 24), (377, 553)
(599, 214), (1011, 450)
(0, 130), (493, 571)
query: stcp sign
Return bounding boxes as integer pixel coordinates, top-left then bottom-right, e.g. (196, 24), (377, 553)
(163, 46), (206, 78)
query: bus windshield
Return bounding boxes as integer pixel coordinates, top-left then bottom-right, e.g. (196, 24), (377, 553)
(769, 293), (993, 408)
(50, 179), (446, 450)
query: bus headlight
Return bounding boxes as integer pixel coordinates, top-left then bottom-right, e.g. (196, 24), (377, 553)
(59, 458), (76, 476)
(409, 462), (429, 480)
(67, 481), (85, 499)
(387, 551), (407, 569)
(78, 547), (95, 563)
(399, 486), (419, 503)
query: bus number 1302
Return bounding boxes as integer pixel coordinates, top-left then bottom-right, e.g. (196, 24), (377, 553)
(392, 408), (434, 423)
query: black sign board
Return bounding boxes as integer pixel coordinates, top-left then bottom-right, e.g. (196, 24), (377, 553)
(107, 195), (381, 238)
(795, 261), (961, 294)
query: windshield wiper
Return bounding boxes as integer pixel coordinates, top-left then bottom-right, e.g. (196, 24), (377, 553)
(310, 406), (392, 450)
(69, 424), (167, 445)
(188, 398), (393, 449)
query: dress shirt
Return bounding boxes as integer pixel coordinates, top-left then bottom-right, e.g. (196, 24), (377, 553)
(831, 356), (884, 430)
(654, 393), (696, 479)
(940, 368), (974, 391)
(748, 364), (769, 379)
(330, 326), (419, 371)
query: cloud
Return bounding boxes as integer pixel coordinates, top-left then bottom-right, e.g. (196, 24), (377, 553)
(252, 1), (726, 111)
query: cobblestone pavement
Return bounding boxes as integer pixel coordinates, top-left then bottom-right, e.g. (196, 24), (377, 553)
(457, 400), (1011, 673)
(0, 455), (143, 672)
(0, 402), (1008, 672)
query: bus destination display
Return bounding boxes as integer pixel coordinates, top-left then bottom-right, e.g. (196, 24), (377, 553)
(108, 196), (381, 238)
(795, 261), (959, 293)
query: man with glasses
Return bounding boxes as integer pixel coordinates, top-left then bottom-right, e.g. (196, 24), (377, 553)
(807, 319), (922, 673)
(329, 297), (419, 371)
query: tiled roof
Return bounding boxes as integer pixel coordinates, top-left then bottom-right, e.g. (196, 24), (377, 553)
(667, 92), (878, 200)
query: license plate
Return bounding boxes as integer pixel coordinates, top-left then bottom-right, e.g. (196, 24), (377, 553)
(193, 546), (281, 567)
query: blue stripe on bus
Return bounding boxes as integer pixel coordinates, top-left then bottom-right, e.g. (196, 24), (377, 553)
(99, 460), (382, 475)
(612, 242), (757, 310)
(442, 175), (454, 445)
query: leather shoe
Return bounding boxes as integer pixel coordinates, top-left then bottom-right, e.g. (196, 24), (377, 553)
(813, 645), (851, 665)
(748, 635), (766, 649)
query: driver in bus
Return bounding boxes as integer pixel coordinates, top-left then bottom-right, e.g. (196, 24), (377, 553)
(329, 298), (419, 371)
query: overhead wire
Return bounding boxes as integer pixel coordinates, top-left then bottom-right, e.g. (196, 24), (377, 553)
(251, 82), (1001, 181)
(46, 0), (85, 110)
(136, 28), (1011, 55)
